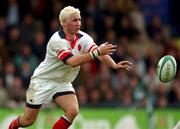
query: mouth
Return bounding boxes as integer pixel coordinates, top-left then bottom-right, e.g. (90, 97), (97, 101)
(75, 28), (80, 32)
(76, 27), (80, 30)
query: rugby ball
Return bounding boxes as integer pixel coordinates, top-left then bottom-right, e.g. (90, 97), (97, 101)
(157, 55), (177, 83)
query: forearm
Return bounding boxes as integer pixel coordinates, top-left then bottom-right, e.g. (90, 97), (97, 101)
(65, 42), (116, 67)
(66, 53), (93, 67)
(98, 55), (116, 68)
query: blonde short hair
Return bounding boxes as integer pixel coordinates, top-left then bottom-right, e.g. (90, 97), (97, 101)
(59, 6), (80, 27)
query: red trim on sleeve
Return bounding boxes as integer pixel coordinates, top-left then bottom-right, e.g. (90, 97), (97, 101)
(91, 47), (98, 51)
(57, 50), (65, 58)
(59, 52), (73, 60)
(88, 44), (97, 52)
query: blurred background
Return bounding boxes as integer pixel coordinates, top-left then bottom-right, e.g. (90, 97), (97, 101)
(0, 0), (180, 129)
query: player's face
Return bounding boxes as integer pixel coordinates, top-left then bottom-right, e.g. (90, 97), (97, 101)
(66, 13), (81, 34)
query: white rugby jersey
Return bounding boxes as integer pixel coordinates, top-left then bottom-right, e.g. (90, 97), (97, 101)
(31, 29), (98, 82)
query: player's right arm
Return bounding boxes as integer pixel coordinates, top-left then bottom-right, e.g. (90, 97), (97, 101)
(66, 42), (116, 67)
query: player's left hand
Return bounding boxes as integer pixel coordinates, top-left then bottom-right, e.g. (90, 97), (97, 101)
(113, 61), (133, 71)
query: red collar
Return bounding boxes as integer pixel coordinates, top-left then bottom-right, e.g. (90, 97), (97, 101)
(65, 34), (79, 49)
(58, 29), (83, 49)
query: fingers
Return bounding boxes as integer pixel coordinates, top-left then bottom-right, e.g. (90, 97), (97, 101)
(125, 64), (132, 71)
(103, 42), (109, 45)
(108, 47), (116, 54)
(99, 43), (117, 55)
(100, 42), (116, 48)
(121, 61), (133, 65)
(117, 61), (133, 71)
(105, 44), (117, 53)
(100, 42), (109, 47)
(107, 44), (117, 48)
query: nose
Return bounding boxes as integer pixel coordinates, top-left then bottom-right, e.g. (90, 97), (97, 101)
(77, 21), (81, 26)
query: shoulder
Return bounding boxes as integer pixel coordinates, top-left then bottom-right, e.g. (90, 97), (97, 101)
(78, 31), (93, 41)
(48, 31), (66, 48)
(50, 31), (67, 43)
(50, 31), (65, 42)
(78, 31), (90, 38)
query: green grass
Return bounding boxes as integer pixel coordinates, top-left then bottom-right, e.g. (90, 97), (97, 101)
(0, 108), (179, 129)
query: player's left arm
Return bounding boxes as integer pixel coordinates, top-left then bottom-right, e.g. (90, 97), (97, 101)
(82, 33), (132, 71)
(98, 55), (133, 71)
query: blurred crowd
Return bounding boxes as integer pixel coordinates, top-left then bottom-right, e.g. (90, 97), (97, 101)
(0, 0), (180, 109)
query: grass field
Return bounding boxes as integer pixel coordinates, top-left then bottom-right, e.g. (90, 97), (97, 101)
(0, 108), (179, 129)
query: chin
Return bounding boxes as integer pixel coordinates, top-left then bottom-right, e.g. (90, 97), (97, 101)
(74, 30), (79, 34)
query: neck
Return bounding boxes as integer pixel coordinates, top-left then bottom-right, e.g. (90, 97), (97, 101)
(63, 29), (76, 41)
(66, 34), (76, 41)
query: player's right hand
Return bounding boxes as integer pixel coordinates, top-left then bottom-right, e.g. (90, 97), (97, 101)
(98, 42), (117, 55)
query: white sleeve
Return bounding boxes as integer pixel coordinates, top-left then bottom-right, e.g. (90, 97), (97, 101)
(49, 40), (73, 62)
(82, 34), (98, 53)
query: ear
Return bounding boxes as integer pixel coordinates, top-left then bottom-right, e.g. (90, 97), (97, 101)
(63, 20), (68, 27)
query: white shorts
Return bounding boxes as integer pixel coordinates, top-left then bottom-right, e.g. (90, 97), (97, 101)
(26, 78), (75, 108)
